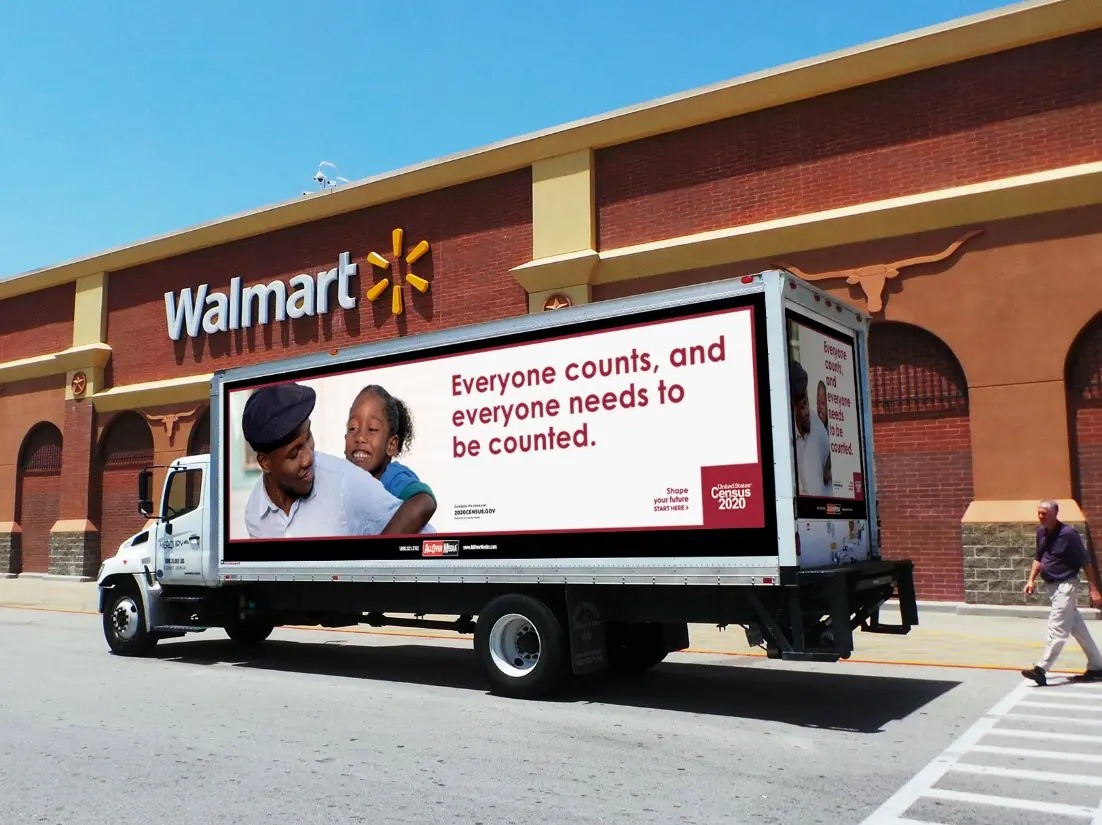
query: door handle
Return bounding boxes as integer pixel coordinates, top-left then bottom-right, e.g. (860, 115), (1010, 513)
(188, 535), (201, 545)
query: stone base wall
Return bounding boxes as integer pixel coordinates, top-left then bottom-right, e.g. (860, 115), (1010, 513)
(48, 531), (101, 579)
(0, 530), (20, 575)
(963, 522), (1093, 606)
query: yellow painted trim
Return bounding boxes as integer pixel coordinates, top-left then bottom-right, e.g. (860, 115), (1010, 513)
(1, 0), (1098, 298)
(0, 343), (111, 384)
(72, 273), (108, 347)
(963, 499), (1086, 523)
(90, 373), (212, 413)
(532, 150), (595, 260)
(582, 161), (1102, 286)
(511, 248), (600, 293)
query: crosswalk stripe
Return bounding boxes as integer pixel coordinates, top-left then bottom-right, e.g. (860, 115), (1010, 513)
(922, 787), (1098, 818)
(1002, 711), (1102, 726)
(968, 744), (1102, 763)
(985, 727), (1102, 743)
(1018, 699), (1102, 711)
(949, 761), (1102, 786)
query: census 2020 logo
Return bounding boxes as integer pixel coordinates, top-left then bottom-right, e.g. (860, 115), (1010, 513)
(710, 481), (753, 512)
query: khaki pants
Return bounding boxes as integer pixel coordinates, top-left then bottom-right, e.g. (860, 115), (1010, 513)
(1038, 578), (1102, 671)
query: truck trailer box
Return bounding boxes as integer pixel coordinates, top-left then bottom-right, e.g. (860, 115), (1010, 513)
(97, 269), (917, 698)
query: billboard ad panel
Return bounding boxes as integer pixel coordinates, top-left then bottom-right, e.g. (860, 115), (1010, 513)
(220, 297), (778, 562)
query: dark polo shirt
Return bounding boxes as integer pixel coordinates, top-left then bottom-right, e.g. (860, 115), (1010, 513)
(1035, 523), (1091, 583)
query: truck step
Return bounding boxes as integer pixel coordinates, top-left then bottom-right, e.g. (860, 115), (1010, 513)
(160, 595), (206, 603)
(152, 624), (211, 633)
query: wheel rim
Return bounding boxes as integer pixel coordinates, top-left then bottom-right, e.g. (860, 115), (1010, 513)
(111, 597), (140, 641)
(488, 613), (541, 678)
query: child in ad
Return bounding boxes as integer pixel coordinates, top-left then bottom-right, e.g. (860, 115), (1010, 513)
(344, 384), (437, 533)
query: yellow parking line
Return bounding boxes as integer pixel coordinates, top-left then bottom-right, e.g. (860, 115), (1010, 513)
(0, 603), (1082, 675)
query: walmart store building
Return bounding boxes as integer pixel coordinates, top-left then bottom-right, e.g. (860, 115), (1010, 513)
(1, 0), (1100, 606)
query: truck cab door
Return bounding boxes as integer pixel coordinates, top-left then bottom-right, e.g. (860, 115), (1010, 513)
(156, 466), (207, 585)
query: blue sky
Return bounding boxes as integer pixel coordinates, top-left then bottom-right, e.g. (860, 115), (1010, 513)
(0, 0), (1012, 280)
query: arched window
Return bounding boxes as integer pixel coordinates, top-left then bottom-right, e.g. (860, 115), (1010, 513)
(869, 322), (969, 418)
(100, 411), (154, 468)
(19, 422), (63, 475)
(1068, 313), (1102, 403)
(187, 407), (211, 456)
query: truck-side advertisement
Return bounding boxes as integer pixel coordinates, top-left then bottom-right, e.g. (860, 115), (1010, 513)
(785, 309), (871, 567)
(220, 296), (779, 562)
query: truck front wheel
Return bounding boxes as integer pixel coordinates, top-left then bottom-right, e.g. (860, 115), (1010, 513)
(102, 581), (158, 657)
(475, 594), (569, 700)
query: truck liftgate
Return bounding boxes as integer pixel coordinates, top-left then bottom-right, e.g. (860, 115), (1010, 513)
(559, 559), (918, 675)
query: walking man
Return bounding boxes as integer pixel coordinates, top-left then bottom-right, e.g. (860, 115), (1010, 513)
(1021, 500), (1102, 685)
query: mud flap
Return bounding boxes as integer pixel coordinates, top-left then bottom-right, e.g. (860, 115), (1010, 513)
(565, 587), (608, 676)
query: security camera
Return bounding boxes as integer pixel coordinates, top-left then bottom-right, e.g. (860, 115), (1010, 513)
(313, 170), (326, 184)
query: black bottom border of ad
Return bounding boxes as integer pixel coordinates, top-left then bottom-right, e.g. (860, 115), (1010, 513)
(222, 527), (777, 563)
(795, 500), (868, 520)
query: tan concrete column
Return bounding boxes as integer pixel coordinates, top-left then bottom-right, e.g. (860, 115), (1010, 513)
(511, 150), (599, 312)
(64, 272), (110, 400)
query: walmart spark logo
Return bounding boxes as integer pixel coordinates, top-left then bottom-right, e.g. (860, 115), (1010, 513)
(364, 228), (431, 316)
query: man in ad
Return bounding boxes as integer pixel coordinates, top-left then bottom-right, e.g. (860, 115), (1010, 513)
(790, 360), (832, 497)
(241, 382), (432, 539)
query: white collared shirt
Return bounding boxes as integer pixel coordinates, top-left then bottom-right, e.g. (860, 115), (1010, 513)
(243, 451), (429, 538)
(795, 414), (833, 497)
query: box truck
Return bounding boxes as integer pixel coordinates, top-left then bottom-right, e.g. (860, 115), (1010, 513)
(96, 269), (918, 699)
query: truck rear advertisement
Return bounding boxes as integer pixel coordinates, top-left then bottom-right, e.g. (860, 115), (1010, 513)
(785, 309), (871, 566)
(221, 297), (780, 562)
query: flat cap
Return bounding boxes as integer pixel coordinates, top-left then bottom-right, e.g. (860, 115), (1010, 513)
(789, 360), (808, 398)
(242, 382), (316, 452)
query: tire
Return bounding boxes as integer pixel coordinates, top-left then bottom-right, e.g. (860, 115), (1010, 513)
(224, 615), (275, 645)
(102, 581), (158, 657)
(606, 623), (668, 673)
(475, 594), (570, 700)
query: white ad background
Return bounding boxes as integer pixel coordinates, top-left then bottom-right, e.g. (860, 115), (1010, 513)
(788, 318), (864, 501)
(225, 308), (762, 540)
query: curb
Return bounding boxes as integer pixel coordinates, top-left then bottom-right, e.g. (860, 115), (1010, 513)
(13, 573), (96, 583)
(889, 598), (1102, 621)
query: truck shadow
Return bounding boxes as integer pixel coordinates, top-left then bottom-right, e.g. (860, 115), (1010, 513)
(150, 633), (959, 734)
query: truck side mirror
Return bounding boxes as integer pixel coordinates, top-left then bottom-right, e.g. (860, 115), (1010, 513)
(138, 469), (154, 518)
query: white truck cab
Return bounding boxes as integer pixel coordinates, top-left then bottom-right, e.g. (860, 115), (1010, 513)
(97, 454), (226, 655)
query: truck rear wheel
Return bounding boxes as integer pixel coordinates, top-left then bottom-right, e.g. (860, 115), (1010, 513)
(606, 623), (669, 672)
(102, 580), (158, 657)
(224, 615), (275, 645)
(475, 594), (569, 700)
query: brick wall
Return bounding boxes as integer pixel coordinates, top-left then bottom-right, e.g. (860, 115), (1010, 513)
(96, 412), (154, 563)
(15, 424), (63, 574)
(874, 417), (972, 601)
(0, 284), (74, 362)
(59, 400), (95, 522)
(19, 476), (59, 573)
(106, 170), (532, 385)
(595, 29), (1102, 249)
(869, 323), (973, 602)
(1075, 404), (1102, 534)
